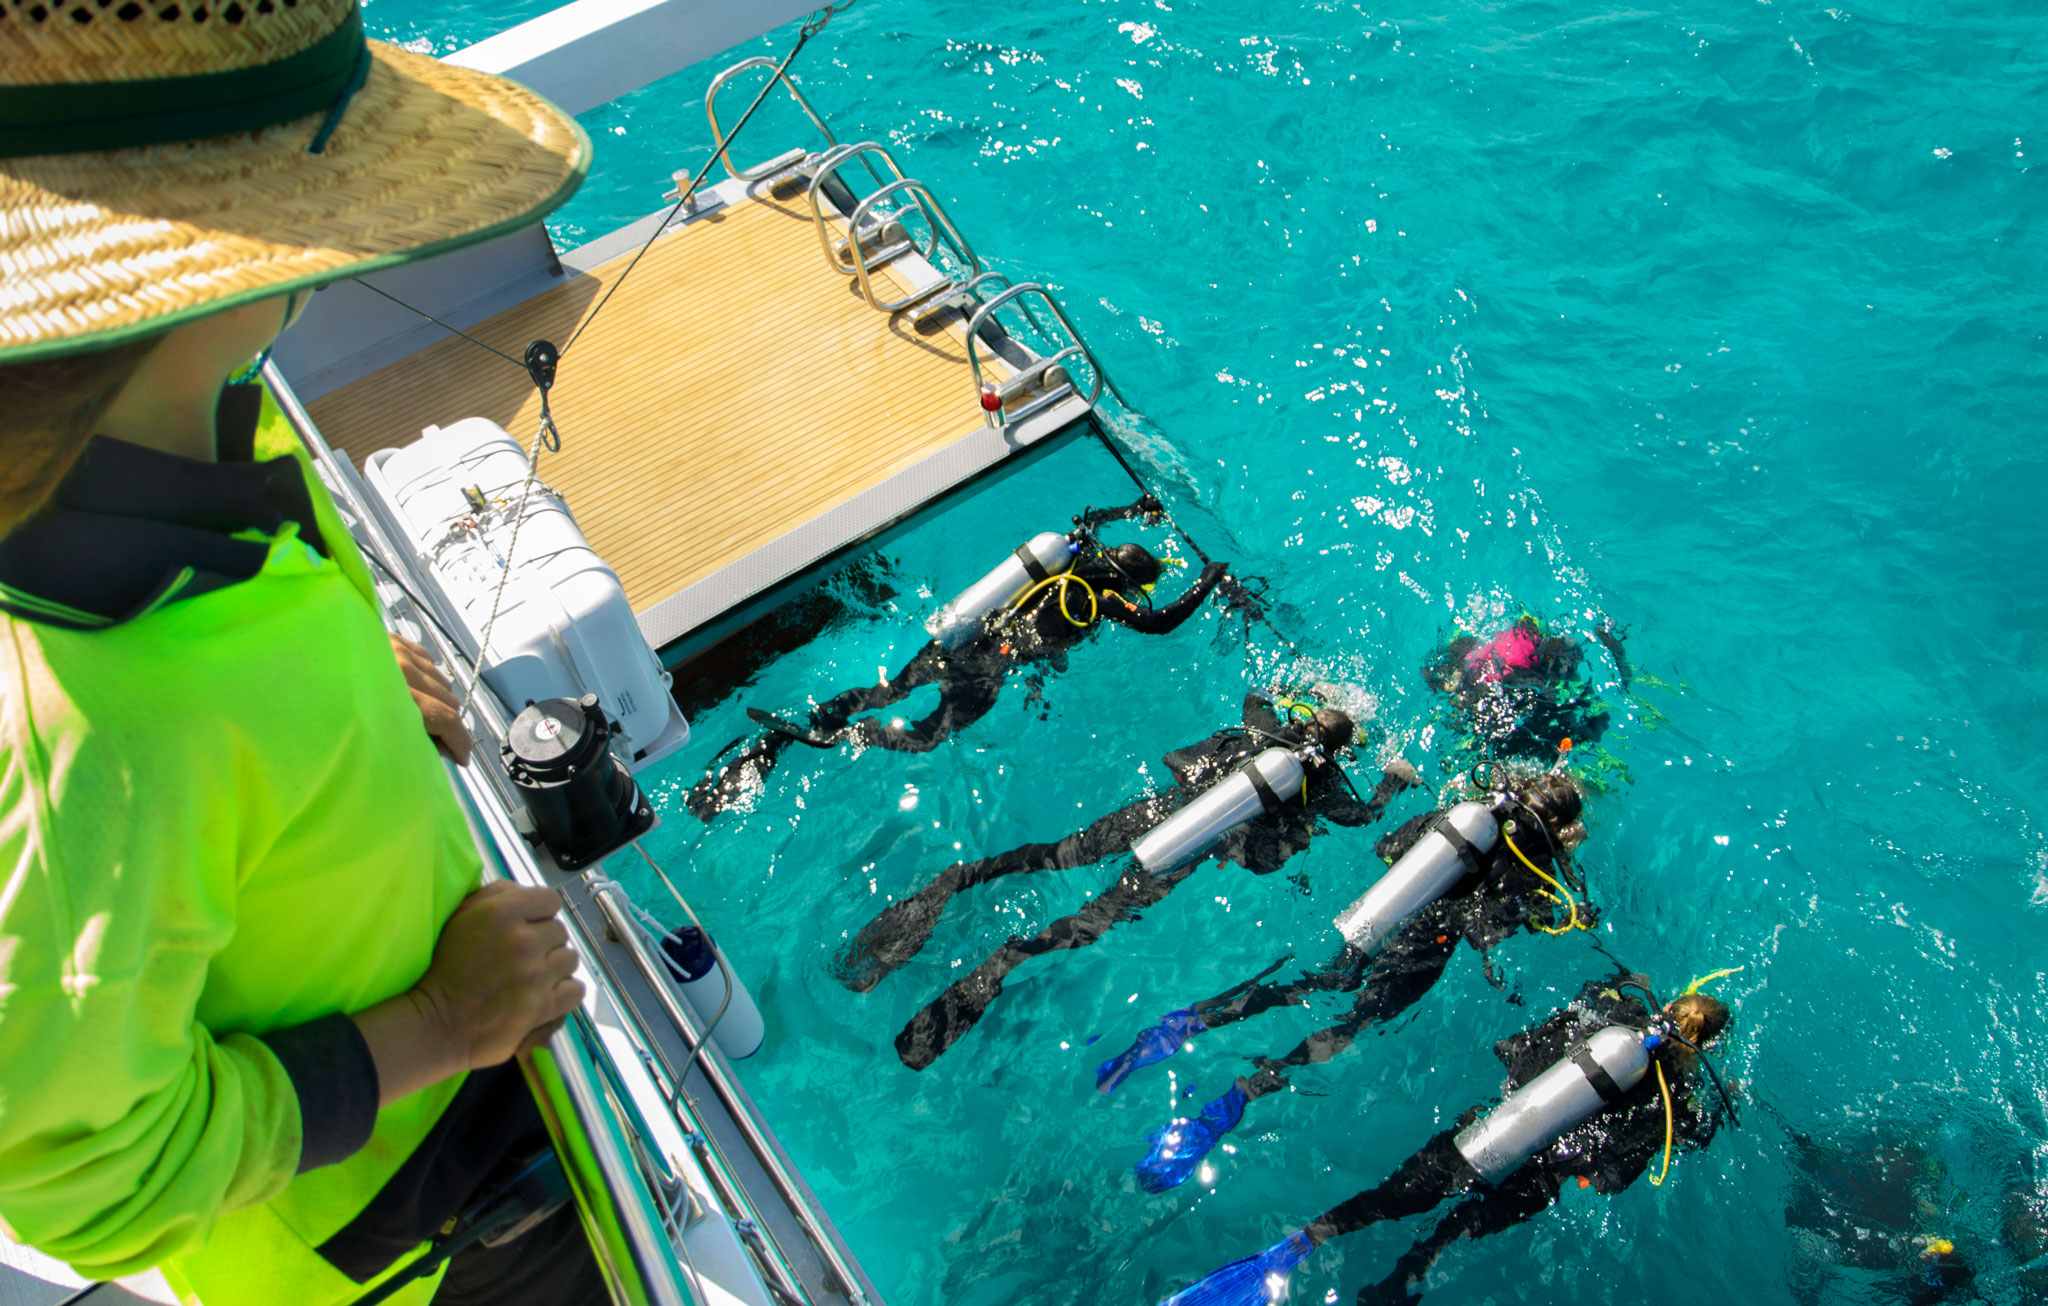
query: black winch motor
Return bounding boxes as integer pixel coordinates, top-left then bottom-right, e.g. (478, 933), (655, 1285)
(503, 694), (653, 870)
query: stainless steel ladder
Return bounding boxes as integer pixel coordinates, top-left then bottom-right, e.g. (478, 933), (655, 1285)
(705, 61), (1129, 429)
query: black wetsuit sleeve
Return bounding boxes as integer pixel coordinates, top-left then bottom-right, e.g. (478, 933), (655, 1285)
(1097, 561), (1225, 635)
(1461, 854), (1542, 952)
(1374, 811), (1439, 864)
(1161, 729), (1248, 788)
(1241, 692), (1285, 736)
(1493, 1010), (1578, 1080)
(1316, 789), (1377, 828)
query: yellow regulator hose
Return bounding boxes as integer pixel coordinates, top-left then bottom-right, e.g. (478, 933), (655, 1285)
(1647, 1059), (1676, 1186)
(1012, 572), (1099, 628)
(1501, 825), (1589, 935)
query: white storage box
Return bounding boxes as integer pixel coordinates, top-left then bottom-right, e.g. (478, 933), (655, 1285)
(363, 417), (689, 770)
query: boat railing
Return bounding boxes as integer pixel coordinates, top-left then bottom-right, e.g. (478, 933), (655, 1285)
(451, 778), (696, 1306)
(265, 365), (875, 1306)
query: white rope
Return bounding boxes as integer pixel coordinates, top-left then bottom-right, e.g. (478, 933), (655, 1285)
(455, 406), (556, 718)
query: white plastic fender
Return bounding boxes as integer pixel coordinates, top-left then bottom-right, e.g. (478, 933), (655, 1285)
(1330, 801), (1500, 953)
(665, 936), (767, 1061)
(925, 531), (1076, 650)
(1131, 747), (1307, 874)
(1453, 1024), (1652, 1184)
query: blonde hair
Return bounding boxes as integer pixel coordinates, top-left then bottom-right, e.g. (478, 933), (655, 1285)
(1667, 993), (1729, 1046)
(0, 339), (159, 539)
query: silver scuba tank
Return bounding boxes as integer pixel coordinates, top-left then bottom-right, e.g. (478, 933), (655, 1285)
(925, 531), (1078, 650)
(1453, 1024), (1652, 1184)
(1330, 800), (1499, 952)
(1131, 747), (1307, 874)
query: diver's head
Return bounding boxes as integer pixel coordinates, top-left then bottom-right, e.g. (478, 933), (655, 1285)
(1501, 769), (1587, 852)
(1104, 542), (1163, 589)
(1308, 708), (1355, 755)
(1663, 993), (1731, 1047)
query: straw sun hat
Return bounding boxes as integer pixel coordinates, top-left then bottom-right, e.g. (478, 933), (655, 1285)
(0, 0), (590, 364)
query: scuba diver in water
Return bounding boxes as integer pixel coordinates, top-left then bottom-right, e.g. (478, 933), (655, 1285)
(851, 694), (1422, 1070)
(1424, 613), (1617, 768)
(1097, 766), (1592, 1191)
(1786, 1125), (2007, 1304)
(1787, 1134), (1978, 1304)
(686, 495), (1228, 820)
(1163, 970), (1739, 1306)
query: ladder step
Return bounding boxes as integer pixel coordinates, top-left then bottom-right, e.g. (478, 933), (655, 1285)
(749, 147), (810, 185)
(833, 219), (909, 264)
(850, 240), (914, 274)
(998, 362), (1072, 402)
(999, 382), (1078, 428)
(899, 279), (971, 322)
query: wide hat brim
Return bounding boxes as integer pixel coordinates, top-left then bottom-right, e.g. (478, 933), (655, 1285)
(0, 42), (591, 365)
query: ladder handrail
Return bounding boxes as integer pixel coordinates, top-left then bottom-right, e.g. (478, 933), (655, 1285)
(705, 56), (836, 181)
(846, 178), (983, 313)
(966, 282), (1126, 422)
(806, 141), (910, 274)
(951, 270), (1051, 337)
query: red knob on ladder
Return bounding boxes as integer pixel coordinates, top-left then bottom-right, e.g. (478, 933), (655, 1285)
(980, 381), (1003, 412)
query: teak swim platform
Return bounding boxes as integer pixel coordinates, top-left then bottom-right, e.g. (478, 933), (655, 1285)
(304, 165), (1095, 652)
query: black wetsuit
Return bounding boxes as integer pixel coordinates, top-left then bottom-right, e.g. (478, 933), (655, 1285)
(1424, 620), (1610, 766)
(685, 557), (1226, 820)
(868, 696), (1417, 1070)
(1302, 978), (1721, 1304)
(1187, 806), (1564, 1101)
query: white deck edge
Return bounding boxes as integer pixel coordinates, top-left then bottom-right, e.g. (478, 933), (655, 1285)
(445, 0), (819, 118)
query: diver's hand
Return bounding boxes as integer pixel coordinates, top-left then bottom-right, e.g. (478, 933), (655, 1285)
(389, 632), (474, 765)
(414, 882), (584, 1072)
(1214, 569), (1266, 616)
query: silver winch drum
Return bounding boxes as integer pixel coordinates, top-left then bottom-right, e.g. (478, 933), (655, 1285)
(1330, 800), (1499, 953)
(1130, 747), (1306, 873)
(925, 531), (1077, 649)
(1453, 1024), (1652, 1184)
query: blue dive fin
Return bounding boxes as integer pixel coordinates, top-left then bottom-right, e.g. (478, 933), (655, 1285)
(1159, 1231), (1315, 1306)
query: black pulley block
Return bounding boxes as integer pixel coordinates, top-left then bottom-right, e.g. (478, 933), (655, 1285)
(502, 694), (653, 870)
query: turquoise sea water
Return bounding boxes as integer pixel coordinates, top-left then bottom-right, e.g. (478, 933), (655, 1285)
(368, 2), (2048, 1302)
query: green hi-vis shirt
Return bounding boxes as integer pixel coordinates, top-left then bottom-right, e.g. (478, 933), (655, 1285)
(0, 391), (482, 1305)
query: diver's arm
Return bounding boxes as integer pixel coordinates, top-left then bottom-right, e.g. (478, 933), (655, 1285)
(1461, 879), (1533, 950)
(1097, 561), (1226, 635)
(1373, 810), (1439, 862)
(1491, 1009), (1578, 1078)
(1239, 690), (1284, 735)
(1074, 493), (1163, 531)
(1585, 1100), (1665, 1193)
(1317, 762), (1419, 828)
